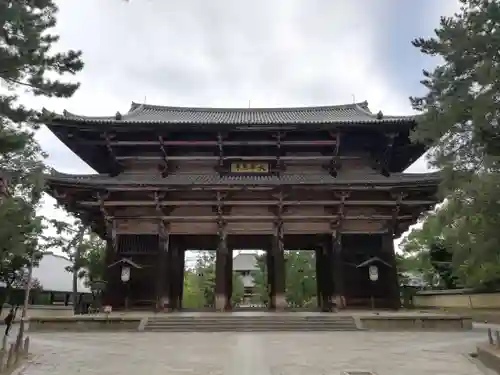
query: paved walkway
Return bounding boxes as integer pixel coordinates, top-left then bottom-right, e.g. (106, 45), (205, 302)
(18, 330), (488, 375)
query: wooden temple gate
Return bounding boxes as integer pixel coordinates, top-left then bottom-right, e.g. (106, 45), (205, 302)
(43, 100), (440, 311)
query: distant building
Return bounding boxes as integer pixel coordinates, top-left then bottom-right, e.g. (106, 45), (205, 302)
(33, 252), (90, 294)
(233, 253), (259, 304)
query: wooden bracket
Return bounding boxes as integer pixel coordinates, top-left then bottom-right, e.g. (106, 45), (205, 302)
(390, 191), (407, 236)
(158, 136), (172, 177)
(327, 132), (341, 177)
(217, 132), (225, 168)
(102, 132), (122, 176)
(53, 189), (67, 199)
(153, 191), (174, 217)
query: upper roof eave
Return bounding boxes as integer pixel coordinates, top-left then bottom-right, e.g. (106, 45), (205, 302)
(41, 101), (417, 129)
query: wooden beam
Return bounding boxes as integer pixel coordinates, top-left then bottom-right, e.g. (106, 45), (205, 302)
(84, 140), (338, 147)
(114, 155), (361, 162)
(78, 199), (437, 207)
(107, 215), (415, 221)
(96, 185), (439, 192)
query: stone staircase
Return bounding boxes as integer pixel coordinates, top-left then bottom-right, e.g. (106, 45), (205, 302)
(143, 314), (359, 332)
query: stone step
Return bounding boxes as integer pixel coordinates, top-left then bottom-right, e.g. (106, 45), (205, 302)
(147, 317), (355, 322)
(145, 328), (359, 332)
(143, 316), (358, 332)
(146, 323), (357, 329)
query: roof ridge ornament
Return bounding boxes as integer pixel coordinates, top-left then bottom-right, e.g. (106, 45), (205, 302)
(376, 110), (384, 120)
(115, 111), (122, 120)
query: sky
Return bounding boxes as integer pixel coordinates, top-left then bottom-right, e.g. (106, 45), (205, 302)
(17, 0), (460, 260)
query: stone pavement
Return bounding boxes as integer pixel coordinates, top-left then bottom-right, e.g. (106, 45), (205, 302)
(19, 330), (487, 375)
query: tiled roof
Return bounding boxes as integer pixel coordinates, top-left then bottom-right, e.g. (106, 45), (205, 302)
(45, 171), (441, 187)
(45, 101), (414, 126)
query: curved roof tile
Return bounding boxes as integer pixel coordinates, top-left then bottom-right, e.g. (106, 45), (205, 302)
(45, 101), (415, 125)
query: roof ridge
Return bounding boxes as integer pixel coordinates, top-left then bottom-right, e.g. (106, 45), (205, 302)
(128, 101), (369, 113)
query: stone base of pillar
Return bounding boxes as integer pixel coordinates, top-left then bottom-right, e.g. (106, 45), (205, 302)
(274, 293), (287, 310)
(215, 294), (226, 312)
(335, 295), (346, 309)
(157, 296), (170, 312)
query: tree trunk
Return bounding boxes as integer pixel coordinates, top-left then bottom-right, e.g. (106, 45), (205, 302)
(72, 229), (85, 314)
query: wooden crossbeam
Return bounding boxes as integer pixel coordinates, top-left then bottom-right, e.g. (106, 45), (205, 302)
(114, 155), (361, 161)
(78, 199), (437, 207)
(83, 140), (339, 147)
(107, 214), (415, 221)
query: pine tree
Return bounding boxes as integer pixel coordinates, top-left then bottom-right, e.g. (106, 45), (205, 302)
(0, 1), (84, 310)
(410, 0), (500, 287)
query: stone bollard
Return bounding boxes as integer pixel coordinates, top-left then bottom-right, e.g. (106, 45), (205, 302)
(6, 344), (14, 369)
(495, 330), (500, 348)
(23, 336), (29, 357)
(0, 347), (5, 372)
(1, 335), (6, 351)
(488, 328), (494, 344)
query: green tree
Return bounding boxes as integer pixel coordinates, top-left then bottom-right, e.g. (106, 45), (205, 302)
(231, 272), (244, 306)
(79, 234), (106, 287)
(0, 0), (84, 311)
(251, 253), (269, 306)
(410, 0), (500, 287)
(251, 251), (317, 308)
(285, 251), (316, 308)
(183, 251), (216, 308)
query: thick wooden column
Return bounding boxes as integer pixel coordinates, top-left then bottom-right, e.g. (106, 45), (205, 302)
(225, 249), (233, 310)
(168, 242), (184, 311)
(321, 240), (334, 312)
(382, 232), (400, 309)
(273, 222), (286, 310)
(315, 247), (323, 309)
(156, 221), (171, 311)
(215, 228), (228, 311)
(177, 246), (185, 310)
(102, 238), (117, 307)
(103, 219), (119, 308)
(333, 232), (345, 309)
(266, 249), (275, 309)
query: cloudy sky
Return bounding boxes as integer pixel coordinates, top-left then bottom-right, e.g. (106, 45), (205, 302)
(19, 0), (458, 255)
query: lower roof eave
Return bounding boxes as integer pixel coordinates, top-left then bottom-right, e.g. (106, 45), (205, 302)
(45, 181), (440, 192)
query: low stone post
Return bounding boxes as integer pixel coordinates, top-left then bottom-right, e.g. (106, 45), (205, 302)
(0, 347), (5, 372)
(6, 344), (14, 369)
(23, 336), (30, 357)
(488, 328), (494, 344)
(495, 330), (500, 348)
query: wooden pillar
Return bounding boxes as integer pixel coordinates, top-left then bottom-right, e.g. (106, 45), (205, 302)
(168, 242), (182, 310)
(382, 232), (400, 309)
(177, 246), (185, 310)
(225, 249), (233, 310)
(273, 223), (286, 310)
(157, 221), (171, 311)
(320, 242), (333, 311)
(103, 219), (119, 308)
(332, 232), (345, 309)
(102, 238), (116, 307)
(215, 227), (228, 311)
(315, 247), (323, 309)
(266, 249), (275, 309)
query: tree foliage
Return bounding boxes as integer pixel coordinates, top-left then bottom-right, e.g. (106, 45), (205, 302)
(251, 251), (317, 307)
(182, 252), (245, 308)
(0, 1), (83, 311)
(409, 0), (500, 289)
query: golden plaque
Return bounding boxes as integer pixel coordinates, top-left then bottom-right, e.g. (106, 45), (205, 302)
(230, 162), (269, 173)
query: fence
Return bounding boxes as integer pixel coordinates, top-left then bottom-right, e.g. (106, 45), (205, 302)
(0, 335), (30, 373)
